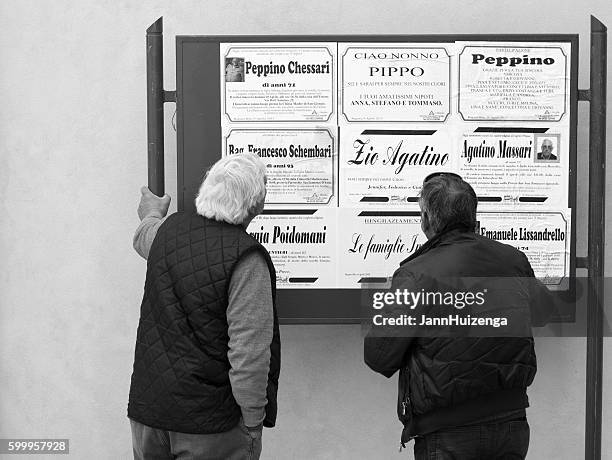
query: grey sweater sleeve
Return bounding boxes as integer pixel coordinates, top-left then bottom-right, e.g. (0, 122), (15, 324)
(133, 213), (165, 259)
(227, 251), (274, 427)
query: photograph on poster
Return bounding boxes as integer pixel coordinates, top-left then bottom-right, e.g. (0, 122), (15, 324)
(225, 57), (245, 82)
(535, 134), (561, 162)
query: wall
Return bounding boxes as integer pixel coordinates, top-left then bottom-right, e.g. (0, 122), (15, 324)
(0, 1), (610, 458)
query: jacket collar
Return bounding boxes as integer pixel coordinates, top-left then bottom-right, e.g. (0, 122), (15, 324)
(399, 222), (472, 266)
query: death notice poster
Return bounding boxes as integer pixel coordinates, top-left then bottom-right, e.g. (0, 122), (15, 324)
(339, 45), (450, 122)
(224, 128), (337, 208)
(247, 210), (337, 288)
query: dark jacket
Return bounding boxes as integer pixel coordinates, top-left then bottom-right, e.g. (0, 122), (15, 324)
(537, 151), (558, 161)
(364, 226), (554, 443)
(128, 213), (280, 434)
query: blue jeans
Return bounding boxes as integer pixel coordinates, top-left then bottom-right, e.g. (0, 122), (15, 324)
(130, 419), (262, 460)
(414, 419), (530, 460)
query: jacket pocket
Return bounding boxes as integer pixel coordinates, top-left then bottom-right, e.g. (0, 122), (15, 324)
(397, 369), (413, 427)
(398, 367), (418, 448)
(399, 394), (415, 448)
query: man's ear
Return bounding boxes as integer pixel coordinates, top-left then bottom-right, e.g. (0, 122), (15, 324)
(420, 211), (430, 235)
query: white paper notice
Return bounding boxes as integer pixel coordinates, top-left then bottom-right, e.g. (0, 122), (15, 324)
(224, 128), (336, 207)
(477, 210), (571, 287)
(221, 43), (335, 122)
(458, 43), (569, 121)
(340, 44), (450, 122)
(337, 209), (427, 288)
(247, 210), (337, 288)
(459, 130), (568, 207)
(339, 125), (455, 207)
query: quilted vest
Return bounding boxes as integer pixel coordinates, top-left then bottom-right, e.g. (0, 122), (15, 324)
(128, 212), (280, 434)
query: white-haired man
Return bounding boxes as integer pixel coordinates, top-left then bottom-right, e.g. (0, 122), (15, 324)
(128, 153), (279, 460)
(536, 138), (558, 161)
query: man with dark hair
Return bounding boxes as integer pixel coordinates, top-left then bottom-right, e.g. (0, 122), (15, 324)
(364, 173), (554, 459)
(418, 172), (478, 237)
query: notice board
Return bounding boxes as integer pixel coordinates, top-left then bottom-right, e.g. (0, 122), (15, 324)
(176, 35), (578, 323)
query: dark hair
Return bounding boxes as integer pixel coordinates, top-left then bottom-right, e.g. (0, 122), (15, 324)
(419, 175), (477, 234)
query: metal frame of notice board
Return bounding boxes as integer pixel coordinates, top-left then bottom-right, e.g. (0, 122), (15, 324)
(175, 32), (581, 324)
(145, 17), (606, 460)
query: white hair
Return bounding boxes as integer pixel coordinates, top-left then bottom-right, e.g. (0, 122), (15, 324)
(195, 154), (267, 225)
